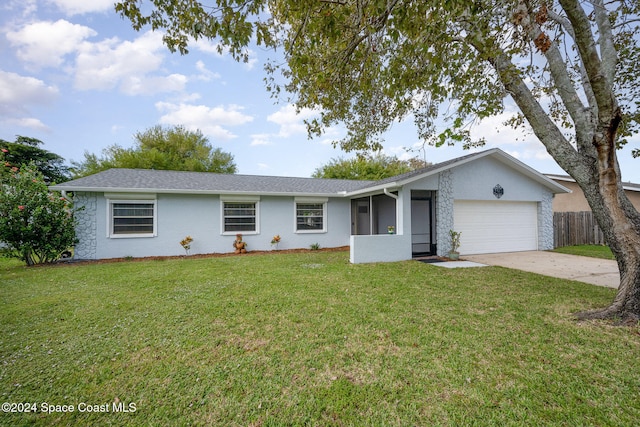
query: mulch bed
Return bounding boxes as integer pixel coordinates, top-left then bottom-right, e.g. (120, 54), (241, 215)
(46, 246), (351, 267)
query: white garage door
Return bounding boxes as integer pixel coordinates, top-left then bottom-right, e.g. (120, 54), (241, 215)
(453, 200), (538, 255)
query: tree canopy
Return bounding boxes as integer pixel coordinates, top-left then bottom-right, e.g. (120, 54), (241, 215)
(72, 125), (237, 177)
(115, 1), (640, 322)
(115, 1), (639, 152)
(312, 153), (428, 180)
(0, 160), (77, 265)
(0, 136), (70, 184)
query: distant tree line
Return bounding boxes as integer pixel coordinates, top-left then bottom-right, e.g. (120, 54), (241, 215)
(312, 153), (430, 180)
(71, 125), (237, 177)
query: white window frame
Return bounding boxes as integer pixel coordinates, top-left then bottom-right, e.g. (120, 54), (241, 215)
(220, 195), (260, 235)
(106, 194), (157, 238)
(294, 197), (328, 234)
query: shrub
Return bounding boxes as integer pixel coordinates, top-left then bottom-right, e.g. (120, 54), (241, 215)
(0, 161), (78, 265)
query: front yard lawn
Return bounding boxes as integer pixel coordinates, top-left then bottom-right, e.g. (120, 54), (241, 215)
(553, 244), (615, 260)
(1, 251), (638, 426)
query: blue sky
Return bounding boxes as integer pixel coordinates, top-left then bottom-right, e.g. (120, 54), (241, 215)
(1, 0), (639, 182)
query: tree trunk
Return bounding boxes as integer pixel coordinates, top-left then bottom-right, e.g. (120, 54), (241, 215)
(23, 249), (35, 266)
(572, 139), (640, 322)
(476, 2), (640, 324)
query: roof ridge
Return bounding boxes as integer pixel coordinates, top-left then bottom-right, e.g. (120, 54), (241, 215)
(99, 167), (374, 183)
(53, 148), (565, 196)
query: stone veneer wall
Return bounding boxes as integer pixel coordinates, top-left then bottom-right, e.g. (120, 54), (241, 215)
(538, 191), (554, 250)
(436, 170), (454, 256)
(73, 193), (97, 260)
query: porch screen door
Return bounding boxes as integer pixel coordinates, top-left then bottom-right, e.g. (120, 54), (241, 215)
(411, 197), (431, 254)
(351, 199), (371, 235)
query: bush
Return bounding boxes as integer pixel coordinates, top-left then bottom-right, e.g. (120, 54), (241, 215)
(0, 160), (78, 265)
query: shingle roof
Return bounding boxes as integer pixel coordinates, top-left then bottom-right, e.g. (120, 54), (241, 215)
(367, 150), (484, 187)
(52, 168), (374, 196)
(546, 173), (640, 192)
(52, 148), (567, 196)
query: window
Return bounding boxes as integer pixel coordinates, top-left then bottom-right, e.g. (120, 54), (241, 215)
(223, 202), (257, 233)
(108, 200), (156, 237)
(295, 199), (327, 233)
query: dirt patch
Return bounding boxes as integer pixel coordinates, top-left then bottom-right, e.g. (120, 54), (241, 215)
(48, 246), (350, 267)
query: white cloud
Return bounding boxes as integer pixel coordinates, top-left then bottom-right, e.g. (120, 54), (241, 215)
(6, 22), (183, 96)
(155, 102), (254, 140)
(120, 74), (188, 96)
(383, 145), (414, 160)
(243, 49), (258, 70)
(175, 92), (202, 103)
(267, 104), (317, 137)
(192, 39), (226, 56)
(250, 134), (272, 146)
(243, 105), (323, 147)
(194, 60), (221, 81)
(0, 70), (58, 131)
(470, 110), (551, 161)
(74, 31), (185, 95)
(2, 117), (50, 132)
(6, 19), (96, 68)
(47, 0), (114, 15)
(2, 0), (38, 17)
(0, 70), (59, 106)
(192, 39), (257, 70)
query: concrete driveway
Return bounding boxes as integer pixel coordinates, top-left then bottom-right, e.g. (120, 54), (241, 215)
(464, 251), (620, 289)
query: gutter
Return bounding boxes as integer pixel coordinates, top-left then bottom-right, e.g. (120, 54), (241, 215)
(49, 186), (348, 198)
(60, 190), (72, 202)
(384, 187), (398, 199)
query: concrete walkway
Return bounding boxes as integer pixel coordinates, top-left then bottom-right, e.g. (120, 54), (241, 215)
(463, 251), (620, 289)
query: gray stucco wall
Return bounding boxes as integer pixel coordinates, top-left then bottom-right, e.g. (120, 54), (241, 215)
(350, 234), (411, 263)
(71, 154), (558, 261)
(78, 192), (351, 260)
(451, 156), (551, 201)
(538, 191), (554, 250)
(448, 156), (556, 253)
(398, 156), (557, 256)
(73, 193), (97, 260)
(436, 170), (454, 256)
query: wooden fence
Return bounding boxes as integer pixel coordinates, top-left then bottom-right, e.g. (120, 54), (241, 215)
(553, 211), (606, 248)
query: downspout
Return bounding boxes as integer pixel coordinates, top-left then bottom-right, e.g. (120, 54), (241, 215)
(383, 188), (399, 235)
(383, 188), (398, 200)
(60, 190), (72, 202)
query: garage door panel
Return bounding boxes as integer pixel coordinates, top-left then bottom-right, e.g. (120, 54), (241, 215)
(453, 201), (538, 255)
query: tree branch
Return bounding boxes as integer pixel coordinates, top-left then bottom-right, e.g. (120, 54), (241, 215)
(513, 1), (592, 147)
(592, 0), (618, 86)
(547, 9), (597, 110)
(495, 51), (587, 175)
(558, 0), (618, 128)
(464, 22), (583, 176)
(339, 0), (400, 64)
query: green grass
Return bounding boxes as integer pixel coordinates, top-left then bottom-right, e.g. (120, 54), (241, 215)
(553, 244), (615, 260)
(1, 251), (638, 426)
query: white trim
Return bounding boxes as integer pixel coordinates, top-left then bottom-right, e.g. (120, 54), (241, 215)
(106, 198), (157, 239)
(104, 192), (156, 200)
(220, 194), (261, 202)
(294, 200), (327, 234)
(220, 199), (260, 235)
(294, 196), (329, 203)
(51, 186), (347, 198)
(345, 149), (570, 197)
(547, 174), (639, 193)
